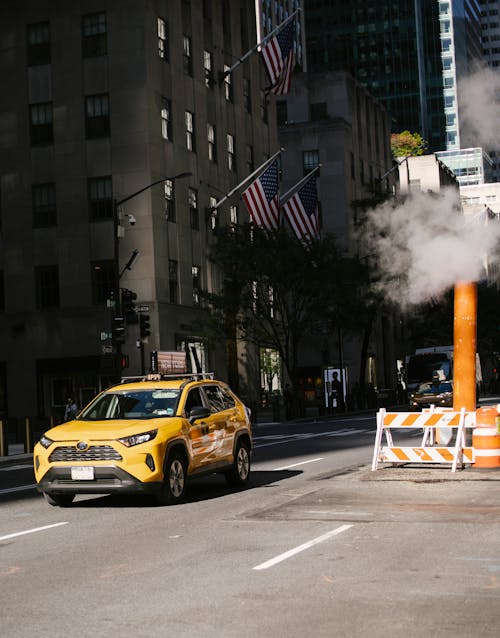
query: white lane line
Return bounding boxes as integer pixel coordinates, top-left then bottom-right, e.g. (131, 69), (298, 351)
(0, 522), (68, 542)
(273, 457), (324, 471)
(0, 484), (38, 495)
(253, 524), (353, 571)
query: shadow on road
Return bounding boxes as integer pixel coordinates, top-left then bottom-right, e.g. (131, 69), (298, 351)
(43, 469), (303, 508)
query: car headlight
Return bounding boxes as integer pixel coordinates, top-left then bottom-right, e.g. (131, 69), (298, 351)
(39, 435), (54, 449)
(117, 429), (158, 447)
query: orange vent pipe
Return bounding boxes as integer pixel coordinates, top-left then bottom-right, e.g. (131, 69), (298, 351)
(453, 281), (477, 412)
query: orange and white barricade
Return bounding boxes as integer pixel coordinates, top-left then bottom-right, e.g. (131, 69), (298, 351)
(372, 408), (475, 472)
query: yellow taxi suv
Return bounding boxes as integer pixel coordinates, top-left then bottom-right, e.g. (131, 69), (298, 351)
(34, 374), (252, 507)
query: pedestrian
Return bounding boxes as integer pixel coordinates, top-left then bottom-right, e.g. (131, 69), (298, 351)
(64, 396), (79, 421)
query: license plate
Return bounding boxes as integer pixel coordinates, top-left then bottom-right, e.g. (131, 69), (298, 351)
(71, 466), (94, 480)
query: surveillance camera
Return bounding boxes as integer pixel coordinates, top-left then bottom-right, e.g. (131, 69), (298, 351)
(127, 214), (136, 226)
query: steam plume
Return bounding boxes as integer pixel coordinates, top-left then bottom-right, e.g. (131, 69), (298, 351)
(360, 188), (500, 310)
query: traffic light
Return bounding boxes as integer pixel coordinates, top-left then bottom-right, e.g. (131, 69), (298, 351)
(121, 288), (138, 324)
(113, 316), (126, 344)
(139, 314), (151, 339)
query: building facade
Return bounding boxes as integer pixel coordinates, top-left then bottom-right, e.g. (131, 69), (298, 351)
(0, 0), (277, 423)
(278, 71), (402, 406)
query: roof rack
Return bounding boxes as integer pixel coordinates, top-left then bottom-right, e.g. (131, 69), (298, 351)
(120, 372), (215, 384)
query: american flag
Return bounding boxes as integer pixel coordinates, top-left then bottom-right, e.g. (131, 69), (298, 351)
(242, 159), (280, 230)
(261, 19), (296, 95)
(283, 173), (320, 241)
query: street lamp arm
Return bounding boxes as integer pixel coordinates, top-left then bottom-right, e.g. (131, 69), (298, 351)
(115, 172), (192, 207)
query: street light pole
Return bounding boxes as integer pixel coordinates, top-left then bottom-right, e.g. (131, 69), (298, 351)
(111, 171), (192, 377)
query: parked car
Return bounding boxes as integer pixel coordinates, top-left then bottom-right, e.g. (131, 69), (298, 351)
(34, 374), (252, 506)
(409, 380), (453, 411)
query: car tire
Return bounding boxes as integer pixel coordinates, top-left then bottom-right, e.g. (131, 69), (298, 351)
(44, 493), (75, 507)
(156, 451), (187, 505)
(225, 440), (251, 487)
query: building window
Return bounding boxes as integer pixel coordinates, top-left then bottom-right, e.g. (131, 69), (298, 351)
(230, 205), (238, 226)
(227, 134), (235, 172)
(88, 176), (113, 221)
(183, 35), (193, 76)
(27, 22), (51, 66)
(303, 150), (320, 175)
(204, 50), (213, 87)
(157, 17), (169, 60)
(35, 265), (59, 309)
(185, 110), (195, 151)
(33, 183), (56, 227)
(310, 102), (328, 120)
(276, 100), (287, 126)
(91, 260), (115, 305)
(0, 270), (4, 312)
(208, 196), (218, 232)
(169, 259), (178, 303)
(189, 188), (199, 230)
(207, 123), (216, 162)
(246, 145), (254, 174)
(164, 179), (175, 222)
(243, 78), (251, 113)
(30, 102), (53, 146)
(85, 94), (110, 139)
(82, 12), (107, 58)
(161, 97), (172, 140)
(192, 265), (201, 305)
(260, 90), (268, 123)
(223, 65), (233, 101)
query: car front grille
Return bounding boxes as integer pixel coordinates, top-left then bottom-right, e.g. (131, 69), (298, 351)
(49, 445), (123, 462)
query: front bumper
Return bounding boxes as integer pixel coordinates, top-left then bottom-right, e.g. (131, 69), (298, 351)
(36, 465), (163, 496)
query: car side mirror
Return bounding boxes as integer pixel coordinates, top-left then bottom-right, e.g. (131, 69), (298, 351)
(188, 406), (211, 423)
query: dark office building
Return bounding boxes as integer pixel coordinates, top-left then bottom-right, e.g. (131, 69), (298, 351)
(304, 0), (483, 153)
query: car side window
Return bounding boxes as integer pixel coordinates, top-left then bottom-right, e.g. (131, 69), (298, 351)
(204, 385), (235, 413)
(184, 388), (204, 416)
(219, 386), (236, 409)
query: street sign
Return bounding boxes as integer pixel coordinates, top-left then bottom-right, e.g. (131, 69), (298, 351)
(101, 345), (113, 354)
(100, 331), (112, 341)
(137, 304), (150, 312)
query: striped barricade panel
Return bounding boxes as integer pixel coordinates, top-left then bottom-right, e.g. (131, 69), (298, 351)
(372, 408), (475, 473)
(379, 446), (474, 464)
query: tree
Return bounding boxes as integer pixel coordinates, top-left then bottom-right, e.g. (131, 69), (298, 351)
(201, 225), (366, 411)
(390, 130), (426, 158)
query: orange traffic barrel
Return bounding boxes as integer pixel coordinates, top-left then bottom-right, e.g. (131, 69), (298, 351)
(473, 407), (500, 468)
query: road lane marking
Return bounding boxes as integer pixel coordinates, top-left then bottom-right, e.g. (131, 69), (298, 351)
(273, 457), (324, 471)
(253, 429), (370, 448)
(253, 524), (353, 571)
(0, 484), (37, 495)
(0, 464), (34, 471)
(0, 522), (68, 542)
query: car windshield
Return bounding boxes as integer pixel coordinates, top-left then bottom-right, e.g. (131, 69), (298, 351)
(78, 389), (181, 420)
(418, 382), (452, 395)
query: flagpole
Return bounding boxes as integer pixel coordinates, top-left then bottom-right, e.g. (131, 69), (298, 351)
(211, 148), (283, 212)
(220, 8), (300, 82)
(280, 165), (321, 204)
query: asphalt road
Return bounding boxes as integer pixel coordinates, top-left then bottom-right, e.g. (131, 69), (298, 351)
(1, 413), (500, 638)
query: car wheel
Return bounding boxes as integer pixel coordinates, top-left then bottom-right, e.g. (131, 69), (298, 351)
(44, 493), (75, 507)
(156, 452), (187, 505)
(225, 440), (251, 487)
